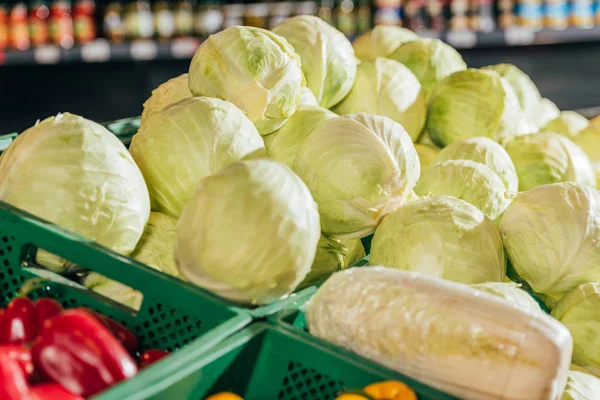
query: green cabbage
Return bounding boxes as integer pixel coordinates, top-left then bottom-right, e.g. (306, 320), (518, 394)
(293, 113), (420, 239)
(141, 74), (192, 123)
(333, 57), (426, 141)
(571, 124), (600, 187)
(432, 137), (519, 193)
(414, 160), (512, 221)
(471, 282), (541, 312)
(273, 15), (357, 109)
(370, 195), (506, 284)
(298, 87), (319, 107)
(499, 183), (600, 294)
(83, 272), (143, 311)
(414, 143), (438, 168)
(483, 63), (541, 113)
(188, 26), (304, 135)
(176, 159), (320, 305)
(389, 38), (467, 99)
(130, 96), (265, 218)
(542, 111), (589, 137)
(265, 105), (336, 168)
(504, 132), (596, 191)
(531, 98), (561, 129)
(352, 25), (417, 61)
(562, 371), (600, 400)
(0, 113), (150, 273)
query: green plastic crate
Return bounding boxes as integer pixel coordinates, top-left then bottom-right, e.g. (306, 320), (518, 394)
(97, 323), (456, 400)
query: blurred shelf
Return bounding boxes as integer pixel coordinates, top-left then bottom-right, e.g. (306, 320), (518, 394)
(0, 37), (202, 66)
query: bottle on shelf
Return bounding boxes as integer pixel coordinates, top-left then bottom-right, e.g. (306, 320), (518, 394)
(404, 0), (426, 30)
(244, 0), (269, 28)
(355, 0), (372, 32)
(295, 0), (317, 15)
(449, 0), (470, 30)
(73, 0), (96, 43)
(543, 0), (568, 29)
(317, 0), (334, 25)
(497, 0), (517, 27)
(29, 0), (50, 46)
(9, 0), (30, 50)
(124, 0), (154, 39)
(153, 0), (175, 39)
(103, 0), (125, 43)
(515, 0), (543, 30)
(469, 0), (495, 31)
(173, 0), (193, 36)
(194, 0), (223, 36)
(426, 0), (447, 30)
(373, 0), (403, 27)
(0, 1), (8, 49)
(335, 0), (356, 36)
(595, 0), (600, 24)
(222, 2), (244, 27)
(571, 0), (594, 28)
(268, 0), (293, 28)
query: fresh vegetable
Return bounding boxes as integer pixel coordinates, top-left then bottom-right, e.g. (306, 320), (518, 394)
(31, 309), (137, 397)
(292, 114), (419, 239)
(364, 380), (417, 400)
(307, 267), (573, 400)
(542, 111), (589, 137)
(414, 160), (512, 221)
(83, 273), (143, 311)
(0, 345), (34, 381)
(265, 105), (336, 168)
(561, 371), (600, 400)
(0, 113), (150, 273)
(139, 350), (170, 369)
(504, 132), (596, 191)
(483, 63), (541, 114)
(333, 58), (426, 142)
(205, 393), (243, 400)
(388, 38), (467, 98)
(176, 159), (320, 305)
(34, 299), (63, 327)
(413, 144), (438, 168)
(30, 383), (84, 400)
(499, 183), (600, 295)
(272, 15), (357, 109)
(370, 195), (505, 284)
(80, 307), (139, 355)
(532, 98), (561, 129)
(130, 96), (265, 218)
(569, 124), (600, 187)
(352, 26), (417, 61)
(0, 298), (40, 345)
(141, 74), (192, 122)
(471, 282), (542, 312)
(297, 87), (319, 107)
(431, 137), (519, 192)
(188, 26), (304, 135)
(0, 352), (31, 400)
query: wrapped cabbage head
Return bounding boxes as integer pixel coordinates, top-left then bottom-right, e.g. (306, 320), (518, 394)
(141, 74), (191, 122)
(293, 114), (420, 239)
(352, 25), (417, 61)
(471, 282), (541, 312)
(532, 98), (561, 129)
(176, 159), (320, 305)
(499, 183), (600, 294)
(273, 15), (356, 109)
(388, 38), (467, 99)
(504, 132), (596, 191)
(427, 69), (536, 147)
(562, 371), (600, 400)
(188, 26), (304, 135)
(265, 105), (336, 168)
(298, 87), (319, 107)
(370, 195), (506, 284)
(333, 57), (426, 141)
(130, 96), (265, 218)
(84, 273), (143, 311)
(542, 111), (589, 137)
(307, 267), (572, 400)
(432, 137), (519, 192)
(0, 113), (150, 273)
(414, 160), (512, 221)
(552, 283), (600, 376)
(414, 143), (438, 168)
(483, 63), (541, 113)
(130, 212), (182, 279)
(570, 124), (600, 186)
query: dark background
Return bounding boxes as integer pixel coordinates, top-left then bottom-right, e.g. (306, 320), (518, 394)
(1, 41), (599, 133)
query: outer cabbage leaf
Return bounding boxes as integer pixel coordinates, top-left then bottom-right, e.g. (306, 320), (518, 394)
(414, 143), (438, 168)
(570, 124), (600, 187)
(298, 87), (319, 107)
(176, 159), (320, 305)
(483, 63), (541, 113)
(542, 111), (589, 137)
(370, 195), (506, 284)
(562, 371), (600, 400)
(188, 26), (304, 135)
(141, 74), (192, 122)
(531, 98), (561, 129)
(471, 282), (541, 312)
(293, 113), (420, 239)
(353, 26), (417, 61)
(83, 273), (143, 311)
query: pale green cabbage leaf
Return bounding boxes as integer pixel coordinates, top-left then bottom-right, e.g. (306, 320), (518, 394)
(353, 26), (417, 61)
(471, 282), (541, 312)
(542, 111), (589, 137)
(483, 63), (541, 114)
(141, 74), (192, 123)
(562, 371), (600, 399)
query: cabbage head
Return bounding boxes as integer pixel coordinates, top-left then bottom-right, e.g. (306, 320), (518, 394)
(504, 132), (596, 191)
(417, 129), (441, 149)
(427, 69), (536, 147)
(388, 38), (466, 98)
(414, 160), (512, 221)
(130, 212), (182, 279)
(432, 137), (518, 192)
(130, 96), (265, 218)
(562, 371), (600, 400)
(0, 113), (150, 273)
(333, 57), (426, 141)
(293, 113), (420, 239)
(370, 195), (505, 284)
(532, 98), (561, 129)
(571, 124), (600, 186)
(265, 105), (336, 168)
(483, 63), (541, 113)
(176, 159), (320, 305)
(414, 143), (438, 168)
(471, 282), (541, 312)
(552, 283), (600, 376)
(542, 111), (589, 137)
(188, 26), (304, 135)
(298, 87), (319, 107)
(352, 25), (417, 61)
(141, 74), (191, 122)
(84, 273), (143, 311)
(499, 183), (600, 294)
(273, 15), (356, 109)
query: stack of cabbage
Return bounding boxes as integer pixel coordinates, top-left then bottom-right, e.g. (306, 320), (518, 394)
(4, 17), (600, 400)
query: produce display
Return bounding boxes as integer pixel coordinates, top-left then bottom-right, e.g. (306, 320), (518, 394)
(2, 13), (600, 400)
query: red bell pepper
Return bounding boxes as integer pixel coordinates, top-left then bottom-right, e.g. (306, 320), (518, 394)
(34, 299), (63, 327)
(139, 349), (170, 368)
(0, 352), (31, 400)
(30, 383), (83, 400)
(0, 298), (40, 345)
(31, 309), (138, 397)
(79, 307), (139, 354)
(0, 345), (34, 380)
